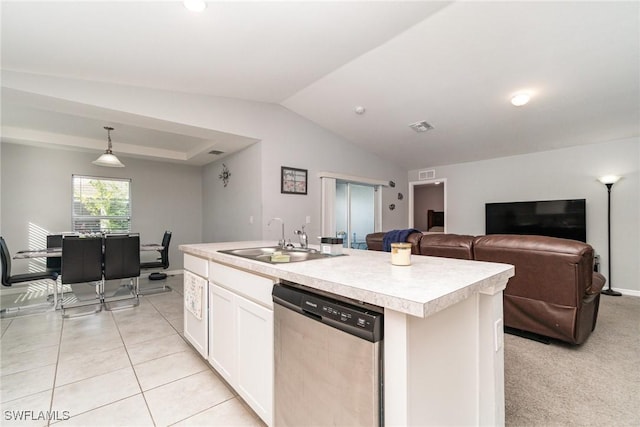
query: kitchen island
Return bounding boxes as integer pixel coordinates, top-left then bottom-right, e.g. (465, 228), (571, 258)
(180, 241), (514, 426)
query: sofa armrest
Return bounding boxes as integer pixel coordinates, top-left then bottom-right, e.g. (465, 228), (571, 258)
(588, 272), (606, 295)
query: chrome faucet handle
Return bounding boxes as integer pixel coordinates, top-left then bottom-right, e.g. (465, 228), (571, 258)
(295, 225), (309, 249)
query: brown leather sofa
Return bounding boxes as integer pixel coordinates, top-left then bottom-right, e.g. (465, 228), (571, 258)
(366, 232), (606, 344)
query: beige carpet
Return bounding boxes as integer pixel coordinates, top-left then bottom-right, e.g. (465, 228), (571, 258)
(505, 294), (640, 426)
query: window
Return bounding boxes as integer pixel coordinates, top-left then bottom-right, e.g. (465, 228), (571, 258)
(72, 175), (131, 233)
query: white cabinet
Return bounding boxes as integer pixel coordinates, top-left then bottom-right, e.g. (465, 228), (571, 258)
(235, 295), (273, 424)
(208, 283), (235, 384)
(208, 262), (275, 427)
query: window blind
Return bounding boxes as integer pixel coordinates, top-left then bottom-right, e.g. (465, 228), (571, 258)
(72, 175), (131, 233)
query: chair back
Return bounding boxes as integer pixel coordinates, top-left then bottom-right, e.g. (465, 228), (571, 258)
(104, 234), (140, 280)
(61, 236), (103, 285)
(0, 236), (13, 286)
(160, 231), (172, 268)
(46, 234), (63, 273)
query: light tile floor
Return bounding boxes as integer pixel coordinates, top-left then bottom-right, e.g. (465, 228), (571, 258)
(0, 274), (266, 427)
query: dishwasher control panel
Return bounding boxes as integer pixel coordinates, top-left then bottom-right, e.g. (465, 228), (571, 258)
(302, 296), (377, 333)
(273, 282), (383, 343)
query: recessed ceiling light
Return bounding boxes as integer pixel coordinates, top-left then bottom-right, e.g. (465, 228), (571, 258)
(354, 106), (366, 115)
(184, 0), (207, 13)
(511, 93), (531, 107)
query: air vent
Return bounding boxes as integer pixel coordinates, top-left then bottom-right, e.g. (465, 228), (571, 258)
(208, 150), (225, 155)
(409, 120), (434, 133)
(418, 169), (436, 180)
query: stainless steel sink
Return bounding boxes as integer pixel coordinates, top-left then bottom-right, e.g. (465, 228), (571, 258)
(219, 246), (341, 264)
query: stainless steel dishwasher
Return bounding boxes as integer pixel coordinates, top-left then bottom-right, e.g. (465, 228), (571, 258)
(272, 282), (384, 426)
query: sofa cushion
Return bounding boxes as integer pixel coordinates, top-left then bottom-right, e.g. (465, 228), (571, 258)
(365, 232), (385, 252)
(418, 234), (475, 260)
(366, 231), (422, 254)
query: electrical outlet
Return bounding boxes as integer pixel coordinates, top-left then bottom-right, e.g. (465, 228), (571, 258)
(306, 216), (311, 224)
(249, 216), (254, 224)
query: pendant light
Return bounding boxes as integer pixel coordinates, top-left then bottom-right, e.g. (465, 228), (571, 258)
(93, 126), (125, 167)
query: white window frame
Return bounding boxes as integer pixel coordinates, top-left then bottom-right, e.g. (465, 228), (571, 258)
(72, 174), (132, 234)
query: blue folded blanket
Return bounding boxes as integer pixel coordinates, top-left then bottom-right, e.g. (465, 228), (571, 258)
(382, 229), (420, 252)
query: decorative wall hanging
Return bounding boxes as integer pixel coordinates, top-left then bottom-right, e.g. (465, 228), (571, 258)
(397, 192), (404, 200)
(389, 180), (396, 188)
(281, 166), (308, 195)
(389, 204), (396, 211)
(219, 163), (231, 187)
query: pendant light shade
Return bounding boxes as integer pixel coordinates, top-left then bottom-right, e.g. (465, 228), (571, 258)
(93, 126), (125, 167)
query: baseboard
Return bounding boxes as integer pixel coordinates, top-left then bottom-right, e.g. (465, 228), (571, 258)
(605, 287), (640, 297)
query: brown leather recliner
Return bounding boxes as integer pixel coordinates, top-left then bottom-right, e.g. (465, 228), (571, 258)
(473, 235), (605, 344)
(367, 231), (605, 344)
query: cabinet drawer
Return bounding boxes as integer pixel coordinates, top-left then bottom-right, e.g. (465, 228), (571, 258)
(209, 261), (275, 308)
(184, 254), (208, 277)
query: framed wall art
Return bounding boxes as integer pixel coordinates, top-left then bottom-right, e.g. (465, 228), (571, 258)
(281, 166), (308, 195)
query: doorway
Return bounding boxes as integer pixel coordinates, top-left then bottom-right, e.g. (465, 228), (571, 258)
(409, 179), (446, 233)
(320, 174), (384, 249)
(335, 182), (376, 249)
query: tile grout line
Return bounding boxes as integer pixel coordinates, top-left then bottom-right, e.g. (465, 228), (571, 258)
(167, 395), (238, 426)
(47, 313), (65, 427)
(113, 296), (158, 427)
(0, 318), (14, 339)
(50, 311), (142, 424)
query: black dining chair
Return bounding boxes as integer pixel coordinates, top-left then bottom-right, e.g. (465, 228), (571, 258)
(0, 236), (59, 317)
(60, 235), (104, 317)
(46, 234), (63, 275)
(140, 230), (172, 295)
(103, 233), (140, 310)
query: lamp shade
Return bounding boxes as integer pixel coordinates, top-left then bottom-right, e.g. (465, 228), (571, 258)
(93, 152), (125, 168)
(598, 175), (621, 185)
(93, 126), (125, 167)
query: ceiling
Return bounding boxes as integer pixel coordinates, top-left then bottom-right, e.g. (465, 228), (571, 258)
(2, 1), (638, 169)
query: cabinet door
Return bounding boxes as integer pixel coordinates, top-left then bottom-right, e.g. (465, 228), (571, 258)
(236, 296), (274, 426)
(208, 283), (236, 384)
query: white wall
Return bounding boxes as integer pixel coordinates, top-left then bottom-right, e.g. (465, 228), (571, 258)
(3, 73), (409, 249)
(202, 143), (263, 242)
(409, 138), (640, 294)
(200, 106), (408, 245)
(0, 142), (202, 272)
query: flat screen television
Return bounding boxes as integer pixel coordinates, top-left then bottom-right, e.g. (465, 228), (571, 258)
(485, 199), (586, 242)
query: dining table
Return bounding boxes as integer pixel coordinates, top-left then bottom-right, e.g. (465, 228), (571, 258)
(13, 240), (164, 309)
(13, 244), (163, 259)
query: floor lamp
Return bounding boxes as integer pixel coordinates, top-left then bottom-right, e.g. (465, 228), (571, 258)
(598, 175), (622, 296)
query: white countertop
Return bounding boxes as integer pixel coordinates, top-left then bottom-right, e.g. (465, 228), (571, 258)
(179, 241), (514, 318)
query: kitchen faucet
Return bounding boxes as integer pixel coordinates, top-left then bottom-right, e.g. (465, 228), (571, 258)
(294, 225), (308, 249)
(268, 217), (286, 248)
